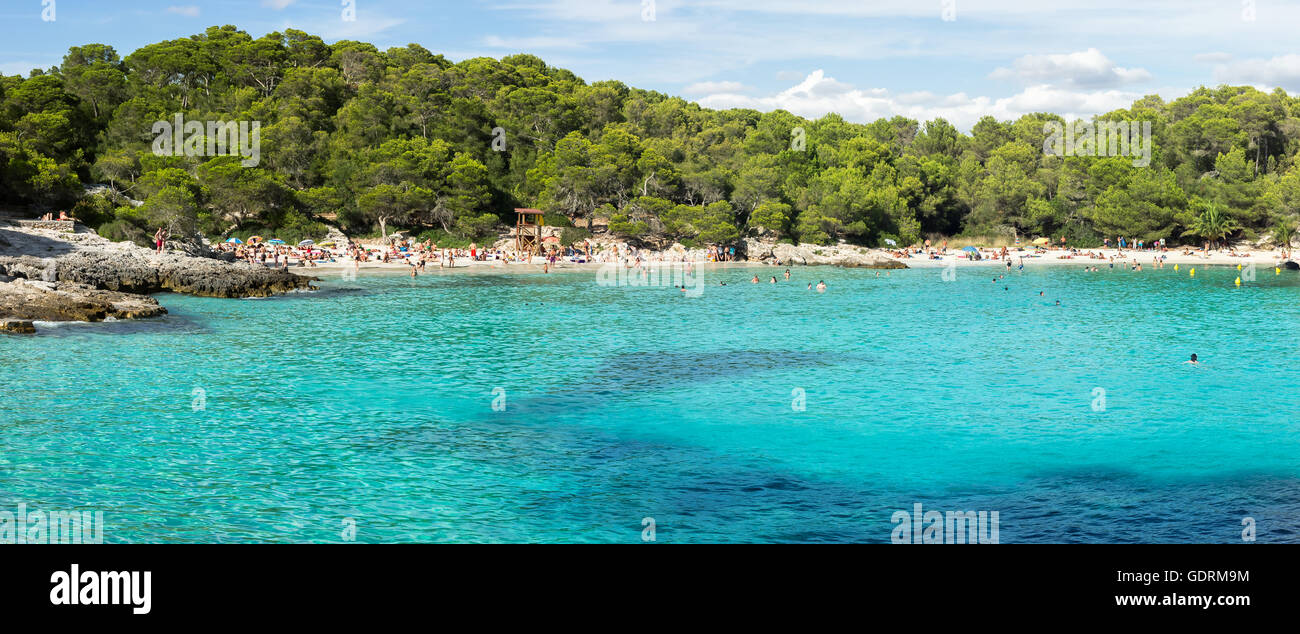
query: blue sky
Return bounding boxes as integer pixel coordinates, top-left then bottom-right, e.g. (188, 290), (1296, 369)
(4, 0), (1300, 130)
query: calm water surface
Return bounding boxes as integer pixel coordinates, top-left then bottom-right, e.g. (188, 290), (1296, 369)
(2, 262), (1298, 542)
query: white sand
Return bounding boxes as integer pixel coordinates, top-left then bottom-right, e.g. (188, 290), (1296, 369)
(896, 247), (1292, 269)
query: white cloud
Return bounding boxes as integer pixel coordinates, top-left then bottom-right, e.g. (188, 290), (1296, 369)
(682, 80), (748, 94)
(694, 70), (1140, 132)
(261, 0), (297, 10)
(165, 5), (200, 17)
(1213, 54), (1300, 91)
(989, 49), (1150, 88)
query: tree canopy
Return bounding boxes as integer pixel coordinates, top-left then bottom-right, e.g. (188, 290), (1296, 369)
(3, 26), (1300, 249)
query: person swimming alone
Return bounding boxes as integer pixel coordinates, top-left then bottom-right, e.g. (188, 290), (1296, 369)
(1186, 353), (1199, 365)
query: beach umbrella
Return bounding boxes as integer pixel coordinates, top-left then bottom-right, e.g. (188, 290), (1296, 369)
(1032, 237), (1050, 245)
(318, 241), (336, 247)
(884, 238), (897, 246)
(298, 239), (314, 247)
(248, 236), (263, 243)
(225, 237), (243, 244)
(962, 246), (979, 252)
(268, 238), (286, 245)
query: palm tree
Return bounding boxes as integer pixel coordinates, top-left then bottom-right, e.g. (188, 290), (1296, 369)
(1273, 215), (1297, 257)
(1183, 204), (1240, 250)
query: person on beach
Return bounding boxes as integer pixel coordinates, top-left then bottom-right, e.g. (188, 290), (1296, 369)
(154, 227), (168, 254)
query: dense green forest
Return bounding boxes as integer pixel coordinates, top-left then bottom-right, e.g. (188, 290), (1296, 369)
(2, 25), (1299, 250)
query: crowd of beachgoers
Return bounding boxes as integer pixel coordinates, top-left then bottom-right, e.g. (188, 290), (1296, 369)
(171, 230), (1296, 275)
(888, 236), (1293, 270)
(201, 235), (746, 274)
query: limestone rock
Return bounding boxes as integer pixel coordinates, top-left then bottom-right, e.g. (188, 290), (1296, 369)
(0, 319), (35, 334)
(0, 278), (167, 324)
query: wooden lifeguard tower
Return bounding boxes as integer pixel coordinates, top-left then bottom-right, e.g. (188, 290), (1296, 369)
(514, 208), (544, 261)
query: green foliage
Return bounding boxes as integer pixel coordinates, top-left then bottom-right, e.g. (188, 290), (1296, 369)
(1182, 201), (1241, 247)
(750, 200), (792, 238)
(3, 27), (1298, 248)
(560, 226), (592, 246)
(96, 218), (150, 247)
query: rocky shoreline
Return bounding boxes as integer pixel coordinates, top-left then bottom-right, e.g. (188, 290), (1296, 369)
(485, 230), (910, 269)
(0, 220), (315, 333)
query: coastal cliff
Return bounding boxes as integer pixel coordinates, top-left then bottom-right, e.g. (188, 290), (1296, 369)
(0, 220), (315, 333)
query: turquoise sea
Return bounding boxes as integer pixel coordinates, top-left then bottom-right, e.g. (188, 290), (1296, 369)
(2, 262), (1298, 543)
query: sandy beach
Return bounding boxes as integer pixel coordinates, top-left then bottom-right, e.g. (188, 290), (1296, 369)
(286, 245), (1294, 277)
(896, 247), (1293, 270)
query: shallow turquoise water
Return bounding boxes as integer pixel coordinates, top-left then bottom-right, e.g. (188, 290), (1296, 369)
(2, 262), (1298, 542)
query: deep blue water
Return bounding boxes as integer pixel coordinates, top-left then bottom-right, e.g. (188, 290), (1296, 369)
(1, 262), (1298, 542)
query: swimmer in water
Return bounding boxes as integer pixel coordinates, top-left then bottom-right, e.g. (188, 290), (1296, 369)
(1185, 353), (1199, 365)
(784, 269), (791, 280)
(752, 275), (760, 284)
(807, 282), (813, 289)
(770, 276), (777, 284)
(1055, 300), (1061, 306)
(816, 281), (826, 292)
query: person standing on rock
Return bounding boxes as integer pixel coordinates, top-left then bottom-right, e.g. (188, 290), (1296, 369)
(154, 227), (168, 254)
